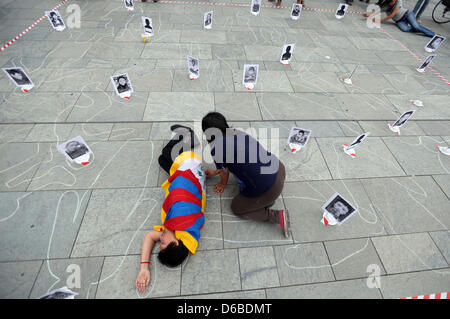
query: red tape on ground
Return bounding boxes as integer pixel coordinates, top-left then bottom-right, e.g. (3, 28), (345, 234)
(379, 26), (450, 85)
(0, 0), (69, 53)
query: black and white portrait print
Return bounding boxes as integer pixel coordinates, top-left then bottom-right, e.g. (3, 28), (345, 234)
(322, 193), (357, 225)
(243, 64), (259, 85)
(124, 0), (134, 9)
(347, 132), (370, 150)
(187, 56), (199, 77)
(2, 67), (34, 87)
(335, 3), (349, 19)
(45, 10), (66, 30)
(392, 110), (415, 128)
(417, 54), (436, 72)
(39, 287), (78, 299)
(280, 43), (295, 64)
(58, 136), (92, 162)
(111, 73), (133, 96)
(204, 11), (213, 28)
(425, 35), (445, 52)
(291, 3), (302, 19)
(251, 0), (262, 15)
(288, 127), (312, 148)
(142, 16), (153, 35)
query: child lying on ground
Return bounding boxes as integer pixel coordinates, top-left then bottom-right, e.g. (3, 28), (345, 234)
(135, 125), (206, 293)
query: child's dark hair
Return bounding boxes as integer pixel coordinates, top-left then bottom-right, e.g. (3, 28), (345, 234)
(201, 112), (230, 143)
(157, 240), (189, 267)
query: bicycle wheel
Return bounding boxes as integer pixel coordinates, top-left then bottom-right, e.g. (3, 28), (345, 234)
(432, 0), (450, 24)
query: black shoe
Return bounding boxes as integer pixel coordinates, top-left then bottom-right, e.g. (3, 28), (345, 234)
(170, 125), (200, 147)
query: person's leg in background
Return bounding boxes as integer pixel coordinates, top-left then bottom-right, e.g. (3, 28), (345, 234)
(404, 11), (435, 37)
(413, 0), (430, 22)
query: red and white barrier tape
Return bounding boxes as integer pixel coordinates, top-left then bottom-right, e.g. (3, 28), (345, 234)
(0, 0), (69, 53)
(401, 292), (449, 299)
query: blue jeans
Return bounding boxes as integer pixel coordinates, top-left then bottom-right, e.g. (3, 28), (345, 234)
(396, 12), (435, 37)
(413, 0), (430, 19)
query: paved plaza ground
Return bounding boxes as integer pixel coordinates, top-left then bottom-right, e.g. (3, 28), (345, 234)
(0, 0), (449, 299)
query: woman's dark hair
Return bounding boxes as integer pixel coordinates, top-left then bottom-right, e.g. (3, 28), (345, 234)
(377, 0), (393, 8)
(201, 112), (230, 143)
(157, 240), (189, 267)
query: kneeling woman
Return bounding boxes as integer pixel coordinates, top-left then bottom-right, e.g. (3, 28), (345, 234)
(202, 112), (290, 237)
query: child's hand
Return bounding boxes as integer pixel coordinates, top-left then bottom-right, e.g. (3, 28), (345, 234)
(136, 268), (151, 293)
(363, 12), (370, 17)
(205, 169), (220, 178)
(214, 182), (227, 194)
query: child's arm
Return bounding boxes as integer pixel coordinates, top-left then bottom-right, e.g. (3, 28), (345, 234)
(135, 230), (161, 293)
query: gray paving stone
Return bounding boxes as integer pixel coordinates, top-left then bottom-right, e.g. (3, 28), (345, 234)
(180, 249), (241, 295)
(67, 91), (148, 122)
(293, 46), (341, 63)
(238, 246), (280, 290)
(250, 121), (295, 139)
(287, 71), (348, 93)
(96, 255), (181, 299)
(282, 179), (387, 243)
(334, 93), (402, 121)
(361, 176), (450, 234)
(385, 94), (450, 120)
(28, 141), (162, 191)
(172, 68), (234, 92)
(212, 43), (247, 60)
(0, 189), (91, 262)
(358, 120), (425, 136)
(141, 43), (212, 60)
(220, 184), (292, 249)
(69, 123), (113, 141)
(143, 92), (214, 121)
(294, 121), (345, 137)
(109, 123), (152, 141)
(233, 70), (294, 93)
(372, 233), (448, 274)
(0, 0), (449, 300)
(0, 260), (42, 298)
(380, 268), (450, 299)
(215, 92), (262, 121)
(71, 188), (164, 258)
(333, 48), (386, 65)
(338, 121), (364, 136)
(266, 278), (382, 299)
(257, 92), (346, 121)
(29, 257), (104, 299)
(24, 124), (74, 142)
(0, 92), (80, 123)
(0, 142), (50, 192)
(0, 124), (34, 143)
(417, 121), (450, 136)
(429, 231), (450, 265)
(433, 175), (450, 199)
(324, 238), (386, 281)
(341, 73), (398, 94)
(273, 243), (335, 286)
(38, 68), (113, 92)
(316, 137), (405, 179)
(382, 136), (450, 176)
